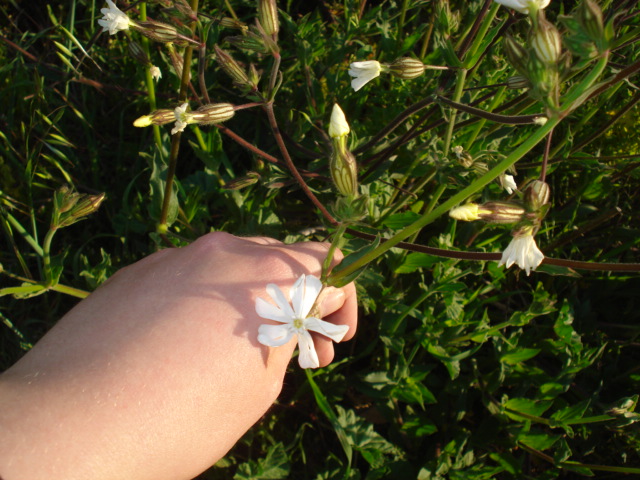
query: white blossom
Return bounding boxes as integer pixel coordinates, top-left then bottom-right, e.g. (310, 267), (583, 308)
(493, 0), (550, 15)
(329, 104), (350, 138)
(256, 274), (349, 369)
(449, 204), (480, 222)
(98, 0), (133, 35)
(503, 174), (517, 194)
(499, 233), (544, 275)
(150, 65), (162, 82)
(348, 60), (382, 92)
(171, 102), (189, 135)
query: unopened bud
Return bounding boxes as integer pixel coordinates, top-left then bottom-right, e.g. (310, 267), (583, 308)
(389, 57), (426, 79)
(525, 180), (550, 211)
(257, 0), (279, 36)
(531, 14), (562, 64)
(449, 204), (480, 221)
(190, 103), (236, 125)
(167, 43), (185, 80)
(222, 172), (261, 190)
(227, 31), (270, 54)
(214, 45), (252, 88)
(69, 193), (106, 222)
(477, 201), (526, 224)
(54, 186), (79, 214)
(579, 0), (606, 50)
(452, 145), (474, 168)
(128, 40), (150, 66)
(330, 139), (359, 197)
(133, 109), (176, 127)
(329, 104), (350, 138)
(507, 75), (530, 89)
(133, 20), (180, 44)
(55, 189), (105, 228)
(219, 17), (249, 32)
(503, 34), (529, 76)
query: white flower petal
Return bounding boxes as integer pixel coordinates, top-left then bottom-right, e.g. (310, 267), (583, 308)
(500, 234), (544, 275)
(98, 0), (131, 35)
(289, 275), (306, 320)
(258, 324), (295, 347)
(305, 317), (349, 343)
(296, 330), (320, 369)
(348, 60), (382, 92)
(300, 275), (323, 319)
(329, 104), (350, 138)
(255, 297), (290, 323)
(266, 283), (296, 319)
(504, 174), (517, 194)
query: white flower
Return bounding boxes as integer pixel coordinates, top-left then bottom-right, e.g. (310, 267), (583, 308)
(493, 0), (550, 15)
(150, 65), (162, 82)
(171, 102), (189, 135)
(499, 233), (544, 275)
(503, 174), (517, 194)
(329, 104), (350, 138)
(98, 0), (132, 35)
(256, 274), (350, 369)
(348, 60), (382, 92)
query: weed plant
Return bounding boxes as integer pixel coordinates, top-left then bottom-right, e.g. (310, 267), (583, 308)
(2, 0), (640, 478)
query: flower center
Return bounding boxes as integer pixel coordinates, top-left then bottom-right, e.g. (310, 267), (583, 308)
(293, 317), (304, 330)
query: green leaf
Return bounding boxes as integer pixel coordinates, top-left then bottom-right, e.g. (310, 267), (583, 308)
(328, 236), (380, 287)
(500, 348), (541, 365)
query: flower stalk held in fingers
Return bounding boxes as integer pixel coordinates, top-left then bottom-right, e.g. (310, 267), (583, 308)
(256, 274), (349, 369)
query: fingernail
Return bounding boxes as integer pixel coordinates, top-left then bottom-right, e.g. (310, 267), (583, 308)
(319, 287), (345, 317)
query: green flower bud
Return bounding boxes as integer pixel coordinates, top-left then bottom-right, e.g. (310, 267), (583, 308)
(507, 74), (531, 89)
(189, 103), (236, 125)
(503, 34), (529, 76)
(477, 201), (526, 224)
(579, 0), (606, 51)
(525, 180), (550, 211)
(531, 14), (562, 64)
(223, 172), (261, 190)
(214, 44), (252, 89)
(54, 188), (105, 229)
(133, 20), (180, 44)
(389, 57), (426, 79)
(219, 17), (249, 32)
(257, 0), (279, 36)
(330, 138), (359, 198)
(133, 109), (176, 127)
(226, 31), (270, 54)
(127, 40), (150, 66)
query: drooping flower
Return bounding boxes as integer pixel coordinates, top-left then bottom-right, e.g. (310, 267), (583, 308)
(171, 103), (189, 135)
(256, 274), (350, 369)
(499, 232), (544, 275)
(503, 174), (517, 194)
(98, 0), (133, 35)
(150, 65), (162, 82)
(329, 104), (350, 138)
(348, 60), (382, 92)
(493, 0), (550, 15)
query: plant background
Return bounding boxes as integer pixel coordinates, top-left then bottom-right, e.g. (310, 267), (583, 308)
(1, 0), (640, 478)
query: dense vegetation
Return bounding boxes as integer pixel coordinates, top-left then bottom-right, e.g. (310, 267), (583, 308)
(2, 0), (640, 477)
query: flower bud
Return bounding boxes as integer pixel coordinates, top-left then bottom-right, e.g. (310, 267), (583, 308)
(477, 201), (526, 224)
(452, 145), (474, 168)
(54, 188), (105, 228)
(167, 43), (186, 80)
(579, 0), (606, 50)
(531, 14), (562, 64)
(525, 180), (550, 211)
(330, 140), (359, 197)
(226, 31), (270, 54)
(222, 172), (261, 190)
(190, 103), (236, 125)
(133, 20), (180, 44)
(133, 109), (176, 127)
(503, 34), (529, 76)
(219, 17), (249, 32)
(257, 0), (279, 36)
(388, 57), (426, 79)
(66, 193), (106, 224)
(128, 40), (150, 66)
(214, 44), (252, 88)
(449, 204), (480, 221)
(329, 104), (350, 139)
(506, 74), (530, 89)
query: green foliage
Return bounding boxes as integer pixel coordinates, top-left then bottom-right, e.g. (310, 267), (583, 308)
(2, 0), (640, 478)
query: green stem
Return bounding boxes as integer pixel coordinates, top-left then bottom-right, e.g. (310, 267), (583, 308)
(50, 283), (90, 298)
(321, 224), (347, 283)
(397, 0), (410, 50)
(139, 2), (162, 152)
(3, 211), (43, 256)
(42, 228), (57, 286)
(443, 68), (467, 155)
(463, 1), (499, 68)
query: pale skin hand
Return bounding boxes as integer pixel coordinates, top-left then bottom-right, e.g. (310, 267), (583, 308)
(0, 233), (358, 480)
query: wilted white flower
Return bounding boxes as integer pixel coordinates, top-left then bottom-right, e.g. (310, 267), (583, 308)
(499, 232), (544, 275)
(171, 102), (189, 135)
(348, 60), (382, 92)
(493, 0), (550, 15)
(98, 0), (133, 35)
(150, 65), (162, 81)
(503, 174), (517, 194)
(329, 104), (350, 138)
(256, 274), (350, 369)
(449, 204), (480, 221)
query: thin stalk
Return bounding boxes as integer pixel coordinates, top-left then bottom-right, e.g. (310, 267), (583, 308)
(42, 228), (56, 286)
(3, 211), (43, 256)
(443, 68), (468, 155)
(396, 0), (410, 50)
(539, 128), (553, 182)
(139, 2), (162, 151)
(321, 224), (347, 283)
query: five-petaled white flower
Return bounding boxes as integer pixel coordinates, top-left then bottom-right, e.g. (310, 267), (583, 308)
(98, 0), (133, 35)
(329, 104), (350, 138)
(256, 274), (349, 369)
(493, 0), (550, 15)
(171, 102), (189, 135)
(499, 232), (544, 275)
(348, 60), (382, 92)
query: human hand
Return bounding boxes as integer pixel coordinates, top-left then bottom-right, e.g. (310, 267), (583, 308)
(0, 233), (357, 480)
